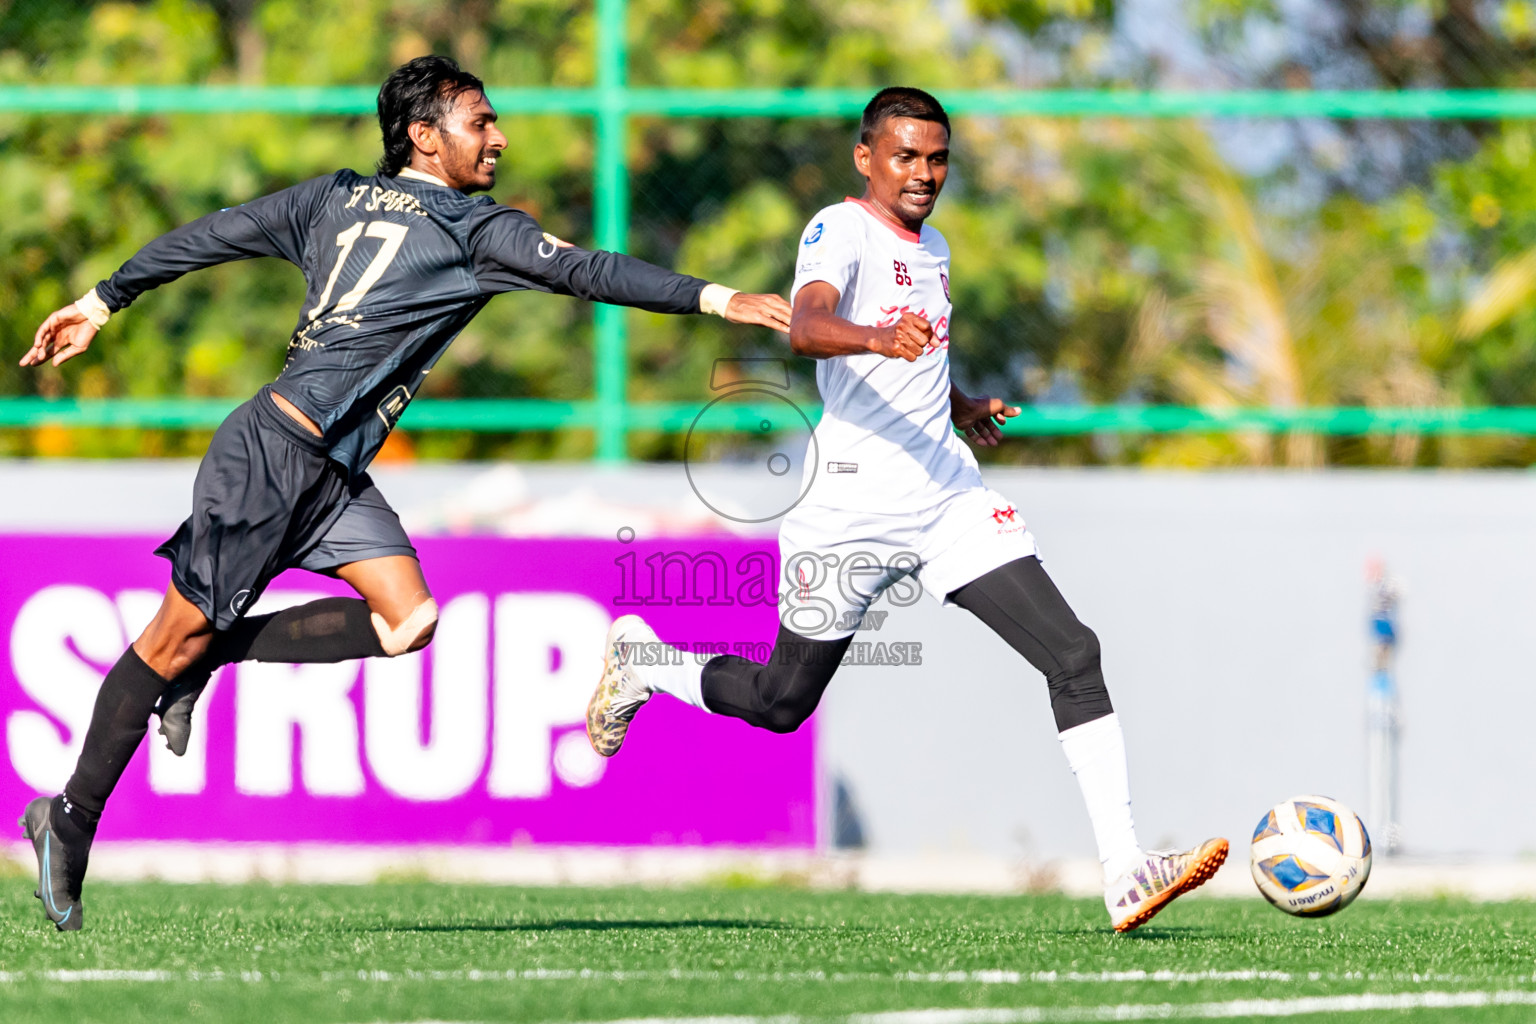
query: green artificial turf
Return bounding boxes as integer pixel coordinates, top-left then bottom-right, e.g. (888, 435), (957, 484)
(0, 880), (1532, 1023)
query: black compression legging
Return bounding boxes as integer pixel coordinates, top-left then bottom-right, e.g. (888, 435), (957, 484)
(700, 555), (1112, 734)
(948, 555), (1114, 731)
(701, 625), (852, 733)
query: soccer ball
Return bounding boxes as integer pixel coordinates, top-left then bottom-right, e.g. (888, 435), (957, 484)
(1250, 794), (1372, 916)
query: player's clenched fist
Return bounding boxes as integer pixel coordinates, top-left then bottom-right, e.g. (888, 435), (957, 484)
(23, 303), (98, 368)
(873, 310), (930, 361)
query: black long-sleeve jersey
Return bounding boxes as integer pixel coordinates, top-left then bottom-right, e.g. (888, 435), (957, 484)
(93, 169), (708, 476)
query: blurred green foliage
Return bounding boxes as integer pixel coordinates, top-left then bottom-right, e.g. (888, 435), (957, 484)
(3, 0), (1536, 466)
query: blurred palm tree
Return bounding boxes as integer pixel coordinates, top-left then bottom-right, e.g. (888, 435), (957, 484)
(1119, 125), (1446, 467)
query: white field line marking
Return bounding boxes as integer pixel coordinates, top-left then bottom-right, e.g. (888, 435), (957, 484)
(0, 969), (270, 983)
(313, 970), (1309, 985)
(849, 989), (1536, 1021)
(335, 990), (1536, 1024)
(268, 968), (1536, 988)
(0, 968), (1534, 987)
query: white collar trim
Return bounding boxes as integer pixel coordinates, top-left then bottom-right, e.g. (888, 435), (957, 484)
(397, 167), (452, 188)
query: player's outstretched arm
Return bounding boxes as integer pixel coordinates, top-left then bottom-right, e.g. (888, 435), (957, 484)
(22, 302), (100, 369)
(949, 382), (1020, 447)
(23, 178), (327, 369)
(473, 209), (789, 332)
(789, 281), (928, 360)
(80, 177), (329, 328)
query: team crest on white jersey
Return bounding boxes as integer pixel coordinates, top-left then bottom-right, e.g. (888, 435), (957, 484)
(991, 505), (1023, 534)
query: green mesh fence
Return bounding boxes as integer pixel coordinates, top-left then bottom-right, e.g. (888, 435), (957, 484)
(5, 0), (1536, 465)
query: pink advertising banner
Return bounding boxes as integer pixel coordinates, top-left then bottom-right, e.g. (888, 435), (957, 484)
(0, 535), (815, 847)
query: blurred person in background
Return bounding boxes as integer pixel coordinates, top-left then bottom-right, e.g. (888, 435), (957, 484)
(15, 54), (791, 932)
(587, 86), (1228, 932)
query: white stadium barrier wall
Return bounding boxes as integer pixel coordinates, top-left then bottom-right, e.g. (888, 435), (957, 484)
(1, 461), (1532, 862)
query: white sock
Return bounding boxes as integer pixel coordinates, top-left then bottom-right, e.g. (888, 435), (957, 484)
(1059, 712), (1142, 885)
(637, 641), (711, 712)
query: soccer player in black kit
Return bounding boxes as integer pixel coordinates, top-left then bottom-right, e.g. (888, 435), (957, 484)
(16, 55), (791, 931)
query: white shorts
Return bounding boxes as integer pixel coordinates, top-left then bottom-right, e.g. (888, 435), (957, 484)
(776, 486), (1038, 640)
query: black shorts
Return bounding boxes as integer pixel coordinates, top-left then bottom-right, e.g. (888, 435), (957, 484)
(156, 386), (417, 630)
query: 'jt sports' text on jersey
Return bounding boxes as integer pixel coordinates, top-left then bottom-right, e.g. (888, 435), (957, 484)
(791, 198), (982, 513)
(93, 170), (708, 475)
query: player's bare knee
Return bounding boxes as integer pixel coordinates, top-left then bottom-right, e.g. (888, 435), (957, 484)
(371, 597), (439, 657)
(135, 617), (213, 681)
(164, 635), (213, 682)
(406, 612), (437, 652)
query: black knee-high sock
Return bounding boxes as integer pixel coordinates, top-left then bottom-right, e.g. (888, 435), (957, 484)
(214, 596), (387, 664)
(153, 599), (387, 717)
(62, 647), (169, 830)
(160, 598), (387, 712)
(66, 600), (391, 827)
(154, 599), (390, 750)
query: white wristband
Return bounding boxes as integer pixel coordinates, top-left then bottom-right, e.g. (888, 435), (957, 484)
(699, 283), (739, 317)
(76, 288), (111, 328)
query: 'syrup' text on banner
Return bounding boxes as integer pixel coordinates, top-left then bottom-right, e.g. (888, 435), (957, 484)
(0, 536), (814, 847)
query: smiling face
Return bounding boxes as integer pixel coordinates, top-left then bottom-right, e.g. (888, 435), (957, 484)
(854, 116), (950, 232)
(409, 89), (507, 192)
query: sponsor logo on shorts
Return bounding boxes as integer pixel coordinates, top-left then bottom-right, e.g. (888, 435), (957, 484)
(376, 385), (411, 427)
(229, 589), (253, 615)
(827, 462), (858, 474)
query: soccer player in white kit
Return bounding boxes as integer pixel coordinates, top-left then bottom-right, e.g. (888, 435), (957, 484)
(588, 88), (1228, 931)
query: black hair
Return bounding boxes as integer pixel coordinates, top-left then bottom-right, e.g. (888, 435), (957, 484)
(859, 87), (950, 146)
(376, 55), (486, 176)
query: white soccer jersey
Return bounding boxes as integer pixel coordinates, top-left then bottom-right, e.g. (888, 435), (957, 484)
(790, 198), (983, 513)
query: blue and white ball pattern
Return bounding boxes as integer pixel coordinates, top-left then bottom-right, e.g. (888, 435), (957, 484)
(1250, 794), (1372, 917)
